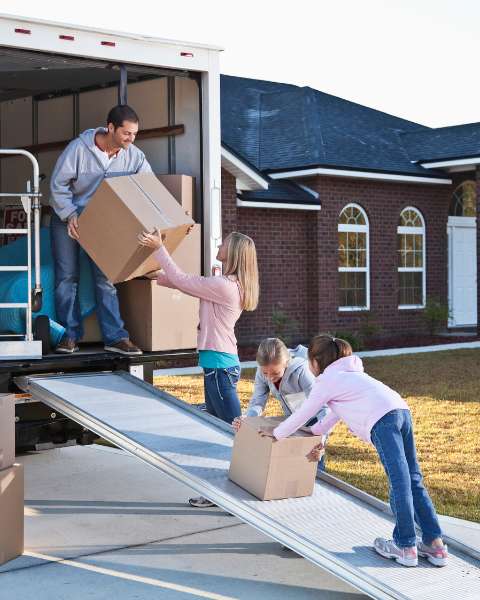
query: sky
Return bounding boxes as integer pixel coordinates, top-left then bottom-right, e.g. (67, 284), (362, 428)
(1, 0), (479, 128)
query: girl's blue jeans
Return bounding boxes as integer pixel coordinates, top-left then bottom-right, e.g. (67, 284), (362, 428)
(203, 366), (241, 424)
(371, 409), (442, 548)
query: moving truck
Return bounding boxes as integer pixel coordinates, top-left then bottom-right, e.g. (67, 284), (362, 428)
(0, 13), (223, 450)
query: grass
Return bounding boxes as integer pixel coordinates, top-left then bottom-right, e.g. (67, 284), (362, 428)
(154, 349), (480, 523)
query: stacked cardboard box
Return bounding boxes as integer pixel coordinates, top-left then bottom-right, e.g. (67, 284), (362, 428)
(79, 174), (197, 346)
(229, 416), (322, 500)
(0, 394), (24, 566)
(118, 224), (201, 352)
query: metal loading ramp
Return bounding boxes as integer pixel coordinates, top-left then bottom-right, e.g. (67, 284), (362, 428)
(18, 371), (480, 600)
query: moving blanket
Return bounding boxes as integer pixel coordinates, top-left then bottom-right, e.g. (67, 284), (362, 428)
(0, 227), (96, 346)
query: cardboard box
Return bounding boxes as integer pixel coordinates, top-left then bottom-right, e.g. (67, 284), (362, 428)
(78, 173), (194, 283)
(157, 175), (195, 221)
(0, 464), (24, 566)
(228, 416), (322, 501)
(0, 394), (15, 471)
(117, 225), (201, 351)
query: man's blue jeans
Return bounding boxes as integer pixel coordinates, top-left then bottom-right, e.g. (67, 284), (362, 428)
(203, 366), (242, 424)
(371, 409), (442, 548)
(50, 214), (128, 344)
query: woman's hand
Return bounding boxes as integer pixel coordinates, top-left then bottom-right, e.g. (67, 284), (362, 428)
(232, 416), (244, 432)
(258, 426), (276, 439)
(144, 269), (162, 280)
(307, 443), (324, 462)
(138, 229), (165, 250)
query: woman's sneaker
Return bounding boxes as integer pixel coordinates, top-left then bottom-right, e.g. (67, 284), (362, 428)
(374, 538), (418, 567)
(417, 541), (448, 567)
(188, 496), (216, 508)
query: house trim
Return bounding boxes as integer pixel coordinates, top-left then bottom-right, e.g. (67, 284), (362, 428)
(268, 167), (452, 185)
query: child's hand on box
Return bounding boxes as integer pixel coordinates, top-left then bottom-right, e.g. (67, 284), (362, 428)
(232, 417), (244, 433)
(138, 228), (165, 250)
(258, 426), (276, 439)
(307, 443), (324, 463)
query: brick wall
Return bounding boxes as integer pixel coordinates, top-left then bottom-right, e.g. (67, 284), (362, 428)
(221, 168), (452, 345)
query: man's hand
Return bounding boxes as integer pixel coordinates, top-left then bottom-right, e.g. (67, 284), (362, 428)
(67, 214), (80, 240)
(258, 426), (277, 439)
(138, 229), (165, 250)
(307, 443), (324, 462)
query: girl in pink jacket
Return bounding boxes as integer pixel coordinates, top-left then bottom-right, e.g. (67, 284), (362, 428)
(260, 334), (447, 568)
(140, 229), (259, 508)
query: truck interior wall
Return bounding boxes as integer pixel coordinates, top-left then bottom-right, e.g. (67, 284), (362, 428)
(0, 74), (202, 220)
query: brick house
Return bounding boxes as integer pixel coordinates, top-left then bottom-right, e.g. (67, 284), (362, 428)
(219, 75), (480, 345)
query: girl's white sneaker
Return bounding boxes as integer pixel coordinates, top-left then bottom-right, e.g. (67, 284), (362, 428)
(374, 538), (418, 567)
(417, 541), (448, 567)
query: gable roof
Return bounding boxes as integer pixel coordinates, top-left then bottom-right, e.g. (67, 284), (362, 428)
(220, 75), (468, 180)
(400, 122), (480, 163)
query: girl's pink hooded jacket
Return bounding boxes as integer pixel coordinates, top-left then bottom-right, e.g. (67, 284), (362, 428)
(273, 355), (408, 444)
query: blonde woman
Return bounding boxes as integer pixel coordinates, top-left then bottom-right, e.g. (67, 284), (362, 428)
(139, 229), (259, 508)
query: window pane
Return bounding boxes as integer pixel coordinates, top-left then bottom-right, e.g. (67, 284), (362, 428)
(449, 181), (476, 217)
(339, 205), (366, 225)
(399, 208), (422, 227)
(338, 232), (347, 267)
(398, 233), (423, 268)
(398, 271), (423, 305)
(339, 271), (366, 307)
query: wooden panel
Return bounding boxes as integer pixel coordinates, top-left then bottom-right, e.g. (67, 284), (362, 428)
(37, 96), (74, 144)
(127, 79), (168, 130)
(0, 97), (32, 148)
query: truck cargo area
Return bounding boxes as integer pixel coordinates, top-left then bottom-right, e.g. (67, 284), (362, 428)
(16, 371), (480, 600)
(0, 42), (208, 446)
(0, 45), (203, 217)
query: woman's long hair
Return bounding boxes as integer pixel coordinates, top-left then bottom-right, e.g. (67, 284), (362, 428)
(223, 232), (259, 311)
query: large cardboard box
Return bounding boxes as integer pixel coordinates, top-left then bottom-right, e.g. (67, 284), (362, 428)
(78, 173), (194, 283)
(157, 175), (195, 220)
(0, 464), (24, 566)
(117, 225), (201, 351)
(0, 394), (15, 471)
(229, 416), (322, 501)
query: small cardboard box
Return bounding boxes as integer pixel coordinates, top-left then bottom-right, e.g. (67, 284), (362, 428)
(117, 225), (201, 351)
(0, 394), (15, 471)
(157, 175), (195, 221)
(78, 173), (194, 283)
(0, 464), (24, 566)
(229, 416), (322, 501)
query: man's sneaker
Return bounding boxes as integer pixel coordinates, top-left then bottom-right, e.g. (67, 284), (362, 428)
(104, 338), (143, 355)
(417, 541), (448, 567)
(55, 336), (79, 354)
(374, 538), (418, 567)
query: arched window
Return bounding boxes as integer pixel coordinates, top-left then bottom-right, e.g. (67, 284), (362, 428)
(449, 181), (476, 217)
(398, 207), (425, 308)
(338, 204), (369, 310)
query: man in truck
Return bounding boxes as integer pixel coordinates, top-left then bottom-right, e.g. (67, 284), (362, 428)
(50, 104), (152, 355)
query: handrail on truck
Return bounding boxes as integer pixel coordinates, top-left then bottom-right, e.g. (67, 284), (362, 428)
(0, 149), (42, 349)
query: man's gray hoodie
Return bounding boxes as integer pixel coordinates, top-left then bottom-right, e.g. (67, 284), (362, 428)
(50, 127), (152, 221)
(245, 345), (328, 423)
